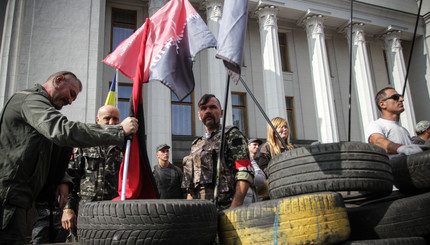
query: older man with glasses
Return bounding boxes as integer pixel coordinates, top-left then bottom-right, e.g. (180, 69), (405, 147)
(365, 87), (422, 159)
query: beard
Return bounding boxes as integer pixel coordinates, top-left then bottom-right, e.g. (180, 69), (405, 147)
(202, 114), (219, 130)
(52, 101), (63, 110)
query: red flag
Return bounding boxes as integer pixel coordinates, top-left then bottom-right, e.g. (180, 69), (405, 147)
(112, 20), (158, 200)
(104, 0), (216, 199)
(103, 0), (216, 101)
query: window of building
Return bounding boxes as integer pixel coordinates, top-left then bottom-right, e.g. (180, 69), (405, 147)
(111, 8), (137, 51)
(278, 32), (291, 72)
(285, 97), (296, 140)
(172, 93), (194, 135)
(108, 8), (136, 121)
(232, 92), (248, 136)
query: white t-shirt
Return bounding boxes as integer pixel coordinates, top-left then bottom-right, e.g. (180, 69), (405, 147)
(365, 118), (412, 158)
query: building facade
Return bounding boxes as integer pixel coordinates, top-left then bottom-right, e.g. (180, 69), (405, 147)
(1, 0), (429, 166)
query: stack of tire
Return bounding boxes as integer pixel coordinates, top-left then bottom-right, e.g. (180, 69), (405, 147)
(218, 142), (429, 244)
(77, 199), (218, 245)
(347, 149), (430, 244)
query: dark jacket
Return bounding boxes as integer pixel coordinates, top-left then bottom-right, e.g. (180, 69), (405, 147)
(0, 84), (125, 210)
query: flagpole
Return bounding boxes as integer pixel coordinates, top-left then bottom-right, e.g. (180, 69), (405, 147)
(239, 77), (288, 149)
(401, 0), (422, 97)
(214, 75), (230, 204)
(120, 139), (132, 200)
(115, 69), (119, 108)
(347, 0), (353, 142)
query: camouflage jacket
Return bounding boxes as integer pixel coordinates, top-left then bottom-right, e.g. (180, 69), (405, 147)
(182, 125), (253, 206)
(65, 145), (122, 211)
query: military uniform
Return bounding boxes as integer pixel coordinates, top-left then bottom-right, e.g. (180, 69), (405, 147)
(182, 125), (253, 209)
(65, 145), (123, 212)
(0, 84), (125, 243)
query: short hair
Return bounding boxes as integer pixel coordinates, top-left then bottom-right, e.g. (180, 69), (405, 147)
(375, 87), (394, 111)
(198, 94), (221, 108)
(415, 120), (430, 135)
(48, 71), (82, 92)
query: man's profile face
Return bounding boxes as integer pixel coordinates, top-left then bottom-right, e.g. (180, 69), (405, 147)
(198, 97), (223, 130)
(380, 89), (404, 114)
(51, 76), (80, 110)
(96, 106), (120, 125)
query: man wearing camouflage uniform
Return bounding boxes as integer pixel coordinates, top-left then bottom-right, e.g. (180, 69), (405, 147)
(61, 105), (123, 239)
(182, 94), (253, 210)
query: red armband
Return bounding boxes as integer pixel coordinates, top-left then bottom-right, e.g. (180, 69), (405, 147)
(235, 159), (253, 172)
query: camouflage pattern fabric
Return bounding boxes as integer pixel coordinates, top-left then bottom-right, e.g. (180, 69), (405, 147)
(65, 145), (122, 211)
(182, 125), (253, 208)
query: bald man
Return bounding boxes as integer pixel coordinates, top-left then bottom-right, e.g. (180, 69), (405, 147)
(61, 105), (123, 240)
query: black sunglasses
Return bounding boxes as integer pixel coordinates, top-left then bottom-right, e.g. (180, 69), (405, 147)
(382, 94), (402, 101)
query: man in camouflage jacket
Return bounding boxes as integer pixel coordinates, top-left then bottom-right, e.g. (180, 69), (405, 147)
(61, 105), (123, 238)
(182, 94), (253, 210)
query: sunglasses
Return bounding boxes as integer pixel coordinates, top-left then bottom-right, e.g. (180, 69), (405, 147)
(382, 94), (403, 101)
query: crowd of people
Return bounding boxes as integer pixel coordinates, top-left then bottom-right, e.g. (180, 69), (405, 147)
(0, 71), (428, 244)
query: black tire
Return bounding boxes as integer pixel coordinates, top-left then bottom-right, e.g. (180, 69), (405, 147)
(347, 191), (430, 240)
(77, 199), (217, 245)
(390, 150), (430, 193)
(268, 142), (393, 201)
(342, 237), (427, 245)
(218, 192), (350, 245)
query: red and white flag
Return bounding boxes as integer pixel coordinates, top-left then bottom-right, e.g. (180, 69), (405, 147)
(104, 0), (217, 199)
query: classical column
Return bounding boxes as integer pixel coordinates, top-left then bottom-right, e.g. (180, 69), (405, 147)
(0, 0), (23, 108)
(204, 0), (232, 125)
(383, 29), (416, 135)
(302, 14), (339, 143)
(345, 23), (377, 140)
(255, 6), (287, 121)
(146, 0), (172, 165)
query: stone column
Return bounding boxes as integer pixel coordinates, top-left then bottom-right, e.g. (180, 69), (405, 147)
(345, 23), (377, 140)
(146, 0), (172, 165)
(204, 0), (232, 125)
(302, 14), (339, 143)
(384, 29), (416, 135)
(255, 6), (287, 121)
(0, 0), (23, 108)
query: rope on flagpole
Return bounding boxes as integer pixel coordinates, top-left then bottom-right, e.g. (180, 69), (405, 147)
(239, 77), (288, 149)
(214, 75), (230, 205)
(401, 0), (422, 97)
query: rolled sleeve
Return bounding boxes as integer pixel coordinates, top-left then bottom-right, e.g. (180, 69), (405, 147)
(235, 171), (253, 185)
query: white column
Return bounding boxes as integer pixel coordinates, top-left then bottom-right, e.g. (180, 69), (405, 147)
(345, 23), (377, 140)
(302, 14), (339, 143)
(255, 6), (287, 121)
(384, 30), (416, 135)
(146, 0), (172, 166)
(204, 0), (232, 125)
(0, 0), (23, 108)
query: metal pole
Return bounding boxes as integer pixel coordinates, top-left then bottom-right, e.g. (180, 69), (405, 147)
(402, 0), (422, 97)
(347, 0), (354, 142)
(239, 77), (288, 149)
(120, 139), (132, 200)
(214, 75), (230, 204)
